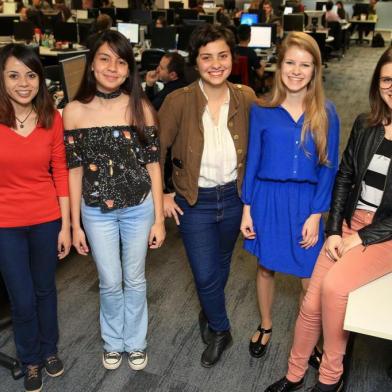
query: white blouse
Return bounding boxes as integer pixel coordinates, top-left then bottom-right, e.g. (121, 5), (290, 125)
(198, 80), (238, 188)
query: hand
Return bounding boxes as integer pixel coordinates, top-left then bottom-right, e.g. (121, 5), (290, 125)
(337, 233), (362, 257)
(148, 221), (166, 249)
(72, 227), (89, 256)
(324, 234), (342, 261)
(58, 228), (71, 260)
(300, 213), (321, 249)
(146, 70), (158, 87)
(260, 59), (267, 68)
(163, 193), (183, 225)
(240, 207), (256, 239)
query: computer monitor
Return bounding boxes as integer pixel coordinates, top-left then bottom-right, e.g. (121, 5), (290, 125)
(249, 25), (272, 48)
(76, 9), (89, 20)
(283, 14), (304, 32)
(315, 1), (328, 11)
(88, 8), (100, 19)
(304, 10), (324, 30)
(177, 25), (196, 51)
(0, 16), (19, 37)
(177, 9), (199, 23)
(13, 22), (34, 41)
(283, 6), (293, 15)
(152, 10), (167, 21)
(117, 22), (139, 44)
(60, 54), (87, 103)
(223, 0), (235, 11)
(54, 22), (78, 42)
(116, 8), (131, 22)
(77, 21), (94, 45)
(169, 1), (184, 9)
(243, 3), (251, 11)
(285, 1), (302, 13)
(199, 14), (214, 24)
(3, 2), (17, 13)
(130, 9), (152, 25)
(240, 13), (259, 26)
(353, 3), (370, 17)
(151, 26), (177, 50)
(257, 22), (277, 44)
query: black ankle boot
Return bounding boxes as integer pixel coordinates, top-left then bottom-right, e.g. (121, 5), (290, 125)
(264, 377), (304, 392)
(309, 378), (344, 392)
(199, 310), (212, 345)
(200, 330), (233, 368)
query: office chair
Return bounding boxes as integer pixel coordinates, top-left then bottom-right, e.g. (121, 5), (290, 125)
(326, 22), (343, 60)
(228, 55), (249, 86)
(140, 49), (165, 72)
(308, 32), (327, 66)
(44, 64), (61, 82)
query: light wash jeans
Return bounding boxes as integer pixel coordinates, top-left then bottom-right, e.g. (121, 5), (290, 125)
(81, 194), (154, 353)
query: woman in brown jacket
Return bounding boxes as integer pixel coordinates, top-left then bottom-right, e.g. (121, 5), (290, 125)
(158, 24), (256, 368)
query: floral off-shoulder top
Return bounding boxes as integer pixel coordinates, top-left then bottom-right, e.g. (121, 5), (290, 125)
(64, 125), (159, 212)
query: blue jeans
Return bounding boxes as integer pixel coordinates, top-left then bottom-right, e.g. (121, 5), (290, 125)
(175, 181), (243, 332)
(81, 194), (154, 352)
(0, 219), (61, 368)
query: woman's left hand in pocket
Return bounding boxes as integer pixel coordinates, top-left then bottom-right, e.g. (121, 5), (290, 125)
(300, 213), (321, 249)
(58, 228), (71, 259)
(337, 233), (362, 257)
(148, 221), (166, 249)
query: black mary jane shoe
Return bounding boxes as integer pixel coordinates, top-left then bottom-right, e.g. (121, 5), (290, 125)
(308, 346), (323, 370)
(249, 325), (272, 358)
(264, 376), (304, 392)
(308, 377), (344, 392)
(201, 330), (233, 368)
(199, 310), (212, 345)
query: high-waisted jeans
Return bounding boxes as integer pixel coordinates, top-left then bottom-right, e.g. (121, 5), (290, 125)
(286, 209), (392, 385)
(0, 219), (61, 369)
(175, 181), (243, 332)
(81, 195), (154, 353)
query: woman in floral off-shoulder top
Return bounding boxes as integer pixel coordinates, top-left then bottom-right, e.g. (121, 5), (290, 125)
(63, 30), (165, 372)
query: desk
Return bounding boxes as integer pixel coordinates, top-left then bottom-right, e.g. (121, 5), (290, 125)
(344, 272), (392, 340)
(39, 46), (89, 57)
(349, 19), (376, 45)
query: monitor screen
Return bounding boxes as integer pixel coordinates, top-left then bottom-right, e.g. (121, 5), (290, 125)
(240, 13), (258, 26)
(0, 16), (19, 37)
(60, 54), (87, 103)
(249, 25), (272, 48)
(76, 10), (88, 19)
(13, 21), (34, 41)
(151, 26), (177, 50)
(284, 7), (293, 15)
(116, 8), (131, 22)
(129, 10), (152, 25)
(117, 22), (139, 44)
(283, 14), (304, 32)
(177, 25), (196, 51)
(177, 9), (199, 22)
(53, 22), (78, 42)
(183, 19), (206, 26)
(315, 1), (328, 11)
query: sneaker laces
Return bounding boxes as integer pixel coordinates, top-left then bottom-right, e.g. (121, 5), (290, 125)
(26, 366), (39, 380)
(129, 351), (145, 360)
(106, 352), (121, 359)
(46, 356), (58, 365)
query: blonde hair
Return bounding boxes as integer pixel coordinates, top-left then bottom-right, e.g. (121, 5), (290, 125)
(260, 32), (329, 164)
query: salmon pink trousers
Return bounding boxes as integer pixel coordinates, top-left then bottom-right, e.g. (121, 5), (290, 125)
(286, 209), (392, 385)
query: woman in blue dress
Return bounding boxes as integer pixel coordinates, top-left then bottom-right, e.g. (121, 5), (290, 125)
(240, 32), (340, 360)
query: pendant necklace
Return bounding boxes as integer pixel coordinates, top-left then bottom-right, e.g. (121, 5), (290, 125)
(15, 107), (34, 129)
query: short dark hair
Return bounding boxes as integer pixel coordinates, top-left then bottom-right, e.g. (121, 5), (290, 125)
(0, 44), (55, 129)
(188, 24), (235, 66)
(326, 1), (334, 11)
(164, 52), (185, 80)
(368, 46), (392, 127)
(237, 24), (251, 42)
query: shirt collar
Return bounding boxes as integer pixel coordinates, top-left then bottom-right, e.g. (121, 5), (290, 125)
(198, 79), (230, 105)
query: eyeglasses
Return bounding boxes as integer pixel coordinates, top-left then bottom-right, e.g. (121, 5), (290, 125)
(379, 77), (392, 89)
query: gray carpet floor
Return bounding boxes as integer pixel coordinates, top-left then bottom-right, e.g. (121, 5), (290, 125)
(1, 44), (392, 392)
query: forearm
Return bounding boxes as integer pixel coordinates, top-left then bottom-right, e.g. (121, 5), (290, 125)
(58, 196), (71, 230)
(146, 162), (165, 223)
(69, 167), (83, 229)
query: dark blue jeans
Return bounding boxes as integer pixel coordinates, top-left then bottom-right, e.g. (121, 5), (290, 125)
(0, 219), (61, 368)
(176, 181), (243, 332)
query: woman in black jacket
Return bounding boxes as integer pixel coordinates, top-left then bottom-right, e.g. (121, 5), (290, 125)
(264, 46), (392, 392)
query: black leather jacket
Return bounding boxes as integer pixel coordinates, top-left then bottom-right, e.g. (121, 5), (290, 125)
(325, 114), (392, 245)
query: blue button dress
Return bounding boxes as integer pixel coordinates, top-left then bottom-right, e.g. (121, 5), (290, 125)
(242, 102), (340, 278)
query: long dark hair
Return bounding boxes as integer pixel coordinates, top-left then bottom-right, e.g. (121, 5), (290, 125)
(368, 47), (392, 127)
(75, 30), (155, 141)
(0, 44), (55, 129)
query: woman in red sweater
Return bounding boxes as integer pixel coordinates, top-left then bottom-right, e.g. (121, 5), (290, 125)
(0, 44), (70, 392)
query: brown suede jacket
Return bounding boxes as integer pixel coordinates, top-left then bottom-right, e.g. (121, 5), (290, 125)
(158, 80), (257, 206)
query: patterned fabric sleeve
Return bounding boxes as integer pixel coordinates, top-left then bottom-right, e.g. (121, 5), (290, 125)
(139, 126), (160, 164)
(64, 129), (84, 168)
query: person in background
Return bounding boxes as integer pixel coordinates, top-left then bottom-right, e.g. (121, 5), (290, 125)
(64, 30), (165, 373)
(86, 14), (113, 49)
(145, 52), (187, 111)
(30, 0), (52, 11)
(159, 24), (256, 368)
(265, 46), (392, 392)
(325, 1), (341, 23)
(241, 32), (340, 363)
(0, 44), (70, 392)
(192, 0), (206, 14)
(259, 0), (280, 24)
(53, 0), (72, 22)
(155, 16), (167, 28)
(335, 1), (346, 20)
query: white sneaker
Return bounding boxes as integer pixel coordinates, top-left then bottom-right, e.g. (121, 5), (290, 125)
(127, 351), (148, 370)
(102, 352), (122, 370)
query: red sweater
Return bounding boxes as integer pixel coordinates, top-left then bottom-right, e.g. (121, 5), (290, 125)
(0, 111), (69, 228)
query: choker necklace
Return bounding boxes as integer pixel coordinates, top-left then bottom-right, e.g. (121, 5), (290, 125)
(15, 107), (34, 129)
(95, 89), (122, 99)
